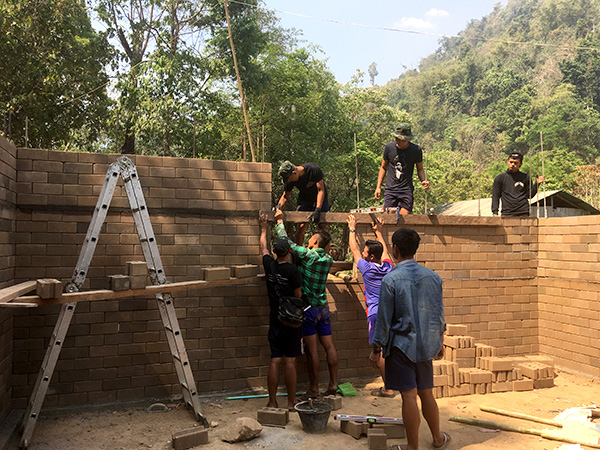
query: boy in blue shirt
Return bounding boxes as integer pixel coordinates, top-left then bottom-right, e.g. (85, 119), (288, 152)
(347, 214), (394, 397)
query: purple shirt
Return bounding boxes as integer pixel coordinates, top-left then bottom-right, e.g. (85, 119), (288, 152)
(357, 258), (393, 317)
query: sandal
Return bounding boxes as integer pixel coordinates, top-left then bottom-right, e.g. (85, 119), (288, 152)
(371, 387), (396, 398)
(433, 431), (451, 449)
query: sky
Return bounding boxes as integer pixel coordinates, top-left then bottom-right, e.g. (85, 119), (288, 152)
(263, 0), (508, 85)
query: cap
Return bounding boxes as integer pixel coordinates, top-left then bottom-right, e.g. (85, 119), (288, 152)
(273, 238), (291, 257)
(509, 152), (524, 161)
(392, 123), (413, 140)
(278, 161), (296, 183)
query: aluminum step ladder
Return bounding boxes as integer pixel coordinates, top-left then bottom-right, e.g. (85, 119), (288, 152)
(20, 156), (208, 449)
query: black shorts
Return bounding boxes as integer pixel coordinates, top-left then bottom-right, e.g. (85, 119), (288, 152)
(297, 198), (330, 212)
(384, 347), (433, 391)
(268, 322), (303, 358)
(383, 191), (413, 212)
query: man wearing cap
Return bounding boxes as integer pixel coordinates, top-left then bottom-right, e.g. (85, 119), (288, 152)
(276, 161), (329, 244)
(259, 213), (303, 410)
(492, 152), (545, 217)
(374, 123), (430, 214)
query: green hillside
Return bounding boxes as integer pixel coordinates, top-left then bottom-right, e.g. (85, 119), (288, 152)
(384, 0), (600, 210)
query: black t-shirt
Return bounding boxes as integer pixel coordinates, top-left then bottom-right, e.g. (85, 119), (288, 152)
(491, 170), (538, 216)
(383, 142), (423, 193)
(284, 162), (327, 203)
(262, 255), (302, 324)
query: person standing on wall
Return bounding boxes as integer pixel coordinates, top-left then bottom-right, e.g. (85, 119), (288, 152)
(275, 161), (329, 245)
(347, 214), (395, 398)
(374, 123), (430, 214)
(370, 227), (450, 450)
(259, 213), (303, 410)
(492, 152), (545, 217)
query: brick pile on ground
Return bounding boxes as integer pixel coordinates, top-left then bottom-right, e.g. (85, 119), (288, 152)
(432, 324), (555, 398)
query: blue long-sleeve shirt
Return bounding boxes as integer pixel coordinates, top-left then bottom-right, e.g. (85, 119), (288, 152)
(372, 259), (446, 363)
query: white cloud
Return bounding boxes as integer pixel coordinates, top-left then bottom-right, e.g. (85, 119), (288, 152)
(396, 17), (435, 30)
(425, 8), (450, 18)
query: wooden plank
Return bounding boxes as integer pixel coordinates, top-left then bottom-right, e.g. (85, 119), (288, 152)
(0, 281), (36, 303)
(261, 211), (510, 226)
(12, 275), (266, 306)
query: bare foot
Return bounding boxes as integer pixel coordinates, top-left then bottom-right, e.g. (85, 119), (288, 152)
(266, 401), (278, 408)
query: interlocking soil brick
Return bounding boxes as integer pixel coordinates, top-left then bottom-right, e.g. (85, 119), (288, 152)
(372, 423), (405, 439)
(36, 278), (63, 299)
(171, 427), (209, 449)
(446, 324), (468, 336)
(323, 395), (343, 410)
(461, 368), (493, 384)
(447, 384), (471, 397)
(340, 420), (368, 439)
(456, 348), (476, 358)
(203, 267), (231, 281)
(232, 264), (259, 278)
(491, 381), (513, 393)
(127, 261), (148, 276)
(109, 274), (130, 291)
(513, 379), (534, 391)
(367, 428), (387, 450)
(487, 357), (515, 372)
(433, 374), (448, 387)
(257, 407), (289, 426)
(456, 357), (476, 368)
(533, 377), (555, 389)
(129, 275), (147, 290)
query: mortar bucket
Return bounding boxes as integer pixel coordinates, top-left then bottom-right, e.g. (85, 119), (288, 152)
(294, 400), (333, 434)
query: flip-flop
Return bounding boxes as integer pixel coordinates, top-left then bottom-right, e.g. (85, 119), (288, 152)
(432, 431), (451, 450)
(299, 392), (321, 401)
(371, 387), (396, 398)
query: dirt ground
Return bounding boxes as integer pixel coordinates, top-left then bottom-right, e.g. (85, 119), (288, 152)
(8, 370), (600, 450)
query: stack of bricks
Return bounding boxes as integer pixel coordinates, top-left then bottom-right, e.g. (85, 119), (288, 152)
(443, 324), (476, 369)
(429, 324), (555, 398)
(517, 360), (555, 389)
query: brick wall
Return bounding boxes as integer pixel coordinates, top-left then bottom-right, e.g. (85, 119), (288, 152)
(353, 217), (539, 356)
(538, 216), (600, 377)
(0, 136), (17, 419)
(1, 145), (599, 417)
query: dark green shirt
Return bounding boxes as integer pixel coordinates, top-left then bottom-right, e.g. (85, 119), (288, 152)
(275, 223), (332, 307)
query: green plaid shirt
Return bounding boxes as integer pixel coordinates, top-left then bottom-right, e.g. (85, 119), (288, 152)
(275, 223), (332, 307)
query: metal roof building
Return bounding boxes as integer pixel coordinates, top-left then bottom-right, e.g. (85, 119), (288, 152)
(434, 190), (600, 217)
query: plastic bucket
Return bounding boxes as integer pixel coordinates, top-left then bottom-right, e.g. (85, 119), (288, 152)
(294, 400), (333, 434)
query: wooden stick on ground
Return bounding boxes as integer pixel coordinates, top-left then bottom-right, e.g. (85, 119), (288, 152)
(480, 405), (562, 427)
(450, 416), (600, 449)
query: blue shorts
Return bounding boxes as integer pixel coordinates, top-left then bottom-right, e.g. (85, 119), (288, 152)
(367, 315), (377, 345)
(302, 306), (332, 337)
(385, 347), (433, 392)
(383, 191), (413, 212)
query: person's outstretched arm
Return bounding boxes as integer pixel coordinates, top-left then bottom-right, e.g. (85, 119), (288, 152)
(371, 217), (391, 262)
(347, 214), (362, 263)
(259, 213), (270, 256)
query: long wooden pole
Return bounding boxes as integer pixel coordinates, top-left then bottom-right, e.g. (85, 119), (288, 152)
(450, 416), (600, 448)
(354, 132), (360, 208)
(480, 406), (561, 427)
(540, 131), (547, 218)
(223, 0), (255, 162)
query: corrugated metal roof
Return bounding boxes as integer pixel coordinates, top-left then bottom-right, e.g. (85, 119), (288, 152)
(435, 190), (599, 216)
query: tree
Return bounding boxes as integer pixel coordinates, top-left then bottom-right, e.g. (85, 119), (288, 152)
(368, 62), (378, 86)
(94, 0), (269, 155)
(0, 0), (111, 149)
